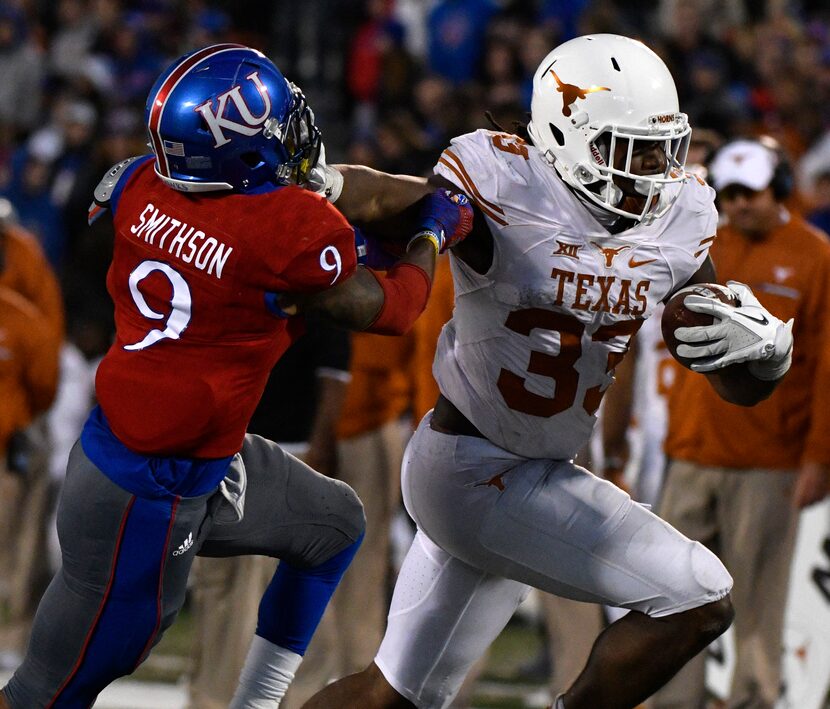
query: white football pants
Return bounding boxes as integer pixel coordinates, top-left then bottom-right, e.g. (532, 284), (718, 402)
(375, 412), (732, 708)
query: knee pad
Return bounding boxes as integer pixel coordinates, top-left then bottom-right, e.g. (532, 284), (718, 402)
(335, 478), (367, 539)
(690, 540), (733, 599)
(322, 478), (366, 547)
(651, 541), (734, 618)
(296, 477), (365, 568)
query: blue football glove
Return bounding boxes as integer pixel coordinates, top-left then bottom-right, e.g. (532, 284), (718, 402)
(409, 190), (474, 254)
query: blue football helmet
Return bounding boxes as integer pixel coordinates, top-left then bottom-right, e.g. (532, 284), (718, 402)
(145, 44), (321, 193)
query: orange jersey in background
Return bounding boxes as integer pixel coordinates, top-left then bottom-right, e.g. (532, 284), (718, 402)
(0, 224), (64, 346)
(411, 257), (454, 422)
(336, 257), (455, 439)
(666, 214), (830, 469)
(336, 330), (414, 440)
(0, 286), (60, 452)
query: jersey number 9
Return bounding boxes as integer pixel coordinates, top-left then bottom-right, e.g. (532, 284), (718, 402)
(124, 260), (192, 351)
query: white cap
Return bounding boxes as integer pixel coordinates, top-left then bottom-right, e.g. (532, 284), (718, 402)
(708, 140), (776, 192)
(0, 197), (17, 226)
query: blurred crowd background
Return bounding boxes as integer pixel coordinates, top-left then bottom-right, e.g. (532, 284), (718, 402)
(1, 0), (830, 355)
(0, 0), (828, 359)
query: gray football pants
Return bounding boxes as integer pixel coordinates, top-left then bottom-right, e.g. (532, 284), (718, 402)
(3, 433), (364, 709)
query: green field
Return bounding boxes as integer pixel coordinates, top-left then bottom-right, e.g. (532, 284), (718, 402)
(138, 606), (553, 708)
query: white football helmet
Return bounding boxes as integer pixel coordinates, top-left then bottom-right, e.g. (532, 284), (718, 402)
(528, 34), (691, 223)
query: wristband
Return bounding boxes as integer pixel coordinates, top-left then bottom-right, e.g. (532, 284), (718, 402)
(407, 230), (441, 255)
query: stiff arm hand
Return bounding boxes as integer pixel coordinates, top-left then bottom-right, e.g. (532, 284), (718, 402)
(406, 190), (473, 254)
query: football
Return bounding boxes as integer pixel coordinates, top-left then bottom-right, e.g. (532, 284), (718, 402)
(661, 283), (739, 369)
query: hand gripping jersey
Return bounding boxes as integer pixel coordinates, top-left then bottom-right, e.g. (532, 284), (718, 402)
(93, 156), (356, 458)
(434, 130), (717, 459)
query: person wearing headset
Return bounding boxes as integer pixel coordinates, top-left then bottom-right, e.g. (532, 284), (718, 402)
(653, 138), (830, 709)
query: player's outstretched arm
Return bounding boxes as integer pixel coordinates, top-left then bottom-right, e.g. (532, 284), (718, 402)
(675, 279), (793, 406)
(309, 154), (495, 274)
(286, 190), (473, 335)
(329, 164), (433, 224)
(295, 238), (436, 332)
(304, 144), (433, 222)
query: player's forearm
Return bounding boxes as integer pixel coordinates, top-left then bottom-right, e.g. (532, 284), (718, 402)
(704, 363), (780, 406)
(333, 165), (432, 223)
(294, 190), (469, 333)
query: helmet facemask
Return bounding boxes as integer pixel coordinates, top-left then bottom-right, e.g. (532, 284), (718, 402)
(265, 83), (322, 186)
(572, 113), (691, 223)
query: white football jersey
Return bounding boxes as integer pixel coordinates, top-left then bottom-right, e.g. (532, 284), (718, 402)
(433, 129), (717, 459)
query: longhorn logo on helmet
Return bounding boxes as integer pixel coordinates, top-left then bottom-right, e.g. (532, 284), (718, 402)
(549, 68), (610, 117)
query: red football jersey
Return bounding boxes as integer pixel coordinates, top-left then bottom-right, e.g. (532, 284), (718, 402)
(95, 158), (357, 457)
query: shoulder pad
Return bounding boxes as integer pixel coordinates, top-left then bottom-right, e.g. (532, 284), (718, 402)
(94, 156), (145, 207)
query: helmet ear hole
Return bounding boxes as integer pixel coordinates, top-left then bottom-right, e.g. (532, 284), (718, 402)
(240, 151), (265, 168)
(549, 123), (565, 147)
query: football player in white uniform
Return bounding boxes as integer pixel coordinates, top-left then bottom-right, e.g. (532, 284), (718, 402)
(303, 34), (794, 709)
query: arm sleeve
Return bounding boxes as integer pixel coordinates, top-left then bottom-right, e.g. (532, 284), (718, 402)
(664, 179), (720, 291)
(363, 262), (432, 336)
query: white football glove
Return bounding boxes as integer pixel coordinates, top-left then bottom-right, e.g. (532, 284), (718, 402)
(675, 280), (793, 379)
(304, 142), (344, 203)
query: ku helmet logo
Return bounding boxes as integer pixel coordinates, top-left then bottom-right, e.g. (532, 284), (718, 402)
(549, 68), (610, 117)
(195, 71), (272, 148)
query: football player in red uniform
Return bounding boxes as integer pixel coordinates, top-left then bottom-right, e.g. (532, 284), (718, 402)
(0, 44), (472, 709)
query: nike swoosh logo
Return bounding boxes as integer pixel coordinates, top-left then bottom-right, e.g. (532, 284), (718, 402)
(734, 311), (769, 325)
(628, 257), (657, 268)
